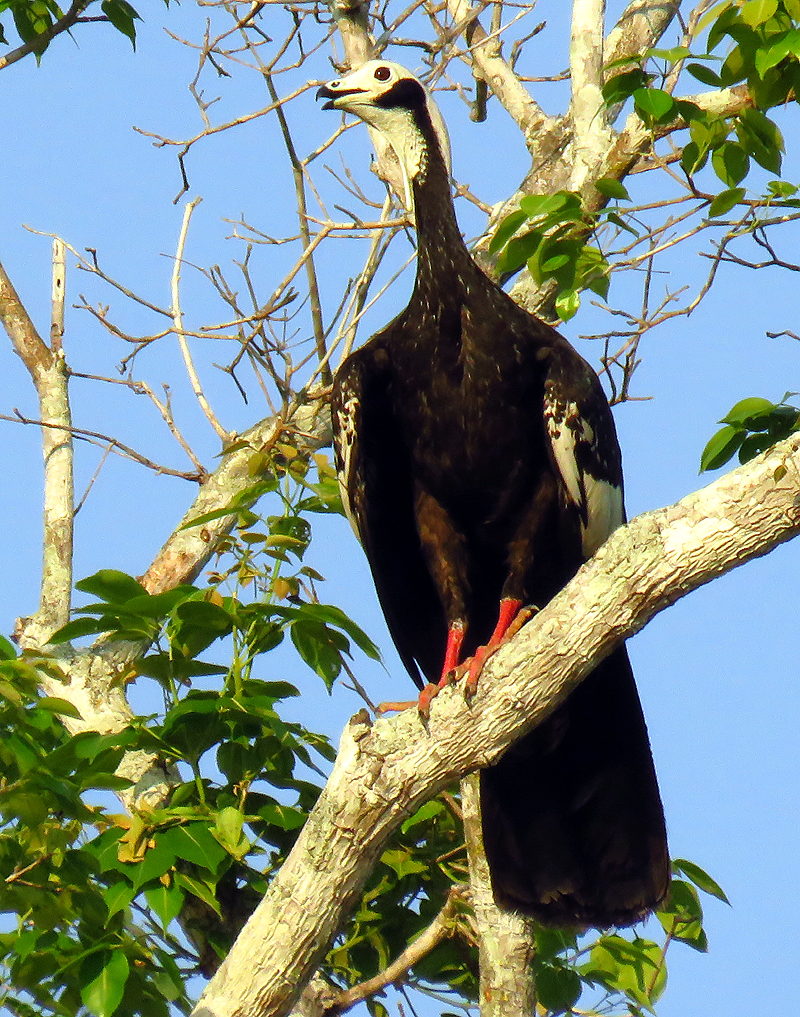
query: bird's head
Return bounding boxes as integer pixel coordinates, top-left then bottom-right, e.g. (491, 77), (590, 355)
(317, 61), (451, 207)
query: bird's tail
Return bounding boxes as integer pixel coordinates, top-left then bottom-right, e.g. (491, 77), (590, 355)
(479, 645), (669, 927)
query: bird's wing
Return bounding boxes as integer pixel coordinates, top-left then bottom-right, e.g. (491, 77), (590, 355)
(543, 347), (625, 558)
(332, 345), (446, 688)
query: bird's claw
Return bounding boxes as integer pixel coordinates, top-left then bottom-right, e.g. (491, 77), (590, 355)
(463, 606), (536, 701)
(417, 666), (458, 719)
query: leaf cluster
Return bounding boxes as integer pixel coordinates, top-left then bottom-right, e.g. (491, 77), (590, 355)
(0, 0), (142, 57)
(489, 190), (626, 321)
(701, 394), (800, 470)
(0, 645), (188, 1017)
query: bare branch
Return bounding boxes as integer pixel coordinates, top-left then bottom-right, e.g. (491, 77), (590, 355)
(569, 0), (612, 189)
(605, 0), (681, 69)
(326, 888), (464, 1014)
(172, 197), (231, 442)
(0, 253), (74, 644)
(444, 0), (556, 147)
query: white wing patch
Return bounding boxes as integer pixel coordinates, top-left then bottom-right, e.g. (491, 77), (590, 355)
(334, 389), (362, 541)
(545, 398), (623, 558)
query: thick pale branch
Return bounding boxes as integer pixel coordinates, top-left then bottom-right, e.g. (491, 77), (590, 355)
(569, 0), (611, 189)
(140, 397), (330, 596)
(462, 774), (536, 1016)
(605, 0), (681, 69)
(1, 253), (74, 644)
(193, 433), (800, 1017)
(445, 0), (555, 147)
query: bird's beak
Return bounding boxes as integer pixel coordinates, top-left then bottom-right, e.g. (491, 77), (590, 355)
(316, 83), (366, 111)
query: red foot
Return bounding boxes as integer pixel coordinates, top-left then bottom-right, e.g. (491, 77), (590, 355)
(464, 599), (532, 701)
(415, 621), (467, 718)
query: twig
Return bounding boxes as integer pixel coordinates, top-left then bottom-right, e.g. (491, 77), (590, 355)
(172, 198), (231, 442)
(2, 412), (202, 482)
(324, 889), (464, 1015)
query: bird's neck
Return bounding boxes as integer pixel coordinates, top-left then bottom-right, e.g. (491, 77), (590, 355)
(403, 114), (481, 301)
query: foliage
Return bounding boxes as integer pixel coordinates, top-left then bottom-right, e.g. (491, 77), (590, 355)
(490, 0), (800, 331)
(701, 394), (800, 470)
(489, 190), (625, 321)
(0, 0), (145, 62)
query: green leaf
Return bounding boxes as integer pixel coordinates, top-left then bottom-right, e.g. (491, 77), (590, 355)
(80, 950), (129, 1017)
(586, 935), (666, 1007)
(700, 424), (745, 471)
(131, 839), (177, 889)
(595, 177), (630, 200)
(212, 806), (250, 858)
(76, 570), (146, 603)
(712, 141), (750, 186)
(673, 858), (730, 903)
(755, 29), (800, 75)
(258, 800), (307, 831)
(488, 209), (527, 254)
(497, 231), (542, 274)
(633, 87), (675, 123)
(708, 187), (746, 217)
(555, 288), (580, 321)
(173, 871), (222, 916)
(48, 616), (117, 643)
(380, 847), (427, 879)
(518, 192), (571, 218)
(401, 799), (445, 833)
(602, 68), (651, 104)
(535, 963), (582, 1012)
(738, 108), (784, 173)
(707, 3), (740, 51)
(740, 0), (778, 26)
(646, 45), (691, 63)
(738, 431), (776, 461)
(686, 62), (723, 86)
(290, 619), (345, 688)
(37, 696), (83, 719)
(144, 882), (185, 928)
(102, 880), (135, 918)
(100, 0), (140, 45)
(721, 396), (776, 425)
(0, 634), (17, 660)
(163, 822), (228, 872)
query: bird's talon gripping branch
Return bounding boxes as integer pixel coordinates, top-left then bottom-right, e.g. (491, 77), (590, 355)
(375, 699), (418, 714)
(417, 682), (442, 719)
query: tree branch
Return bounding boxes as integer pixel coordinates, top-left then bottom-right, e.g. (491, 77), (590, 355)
(462, 774), (536, 1017)
(325, 888), (463, 1014)
(0, 251), (74, 645)
(0, 0), (93, 71)
(192, 432), (800, 1017)
(569, 0), (611, 189)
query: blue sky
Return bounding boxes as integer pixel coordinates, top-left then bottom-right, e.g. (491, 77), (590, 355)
(1, 1), (799, 1014)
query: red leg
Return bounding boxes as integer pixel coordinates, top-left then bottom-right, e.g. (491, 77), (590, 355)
(487, 598), (523, 646)
(418, 620), (466, 717)
(464, 598), (524, 699)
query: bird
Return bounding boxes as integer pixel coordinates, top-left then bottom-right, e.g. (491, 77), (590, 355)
(317, 61), (669, 927)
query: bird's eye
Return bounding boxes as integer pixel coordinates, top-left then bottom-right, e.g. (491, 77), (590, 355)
(374, 66), (391, 81)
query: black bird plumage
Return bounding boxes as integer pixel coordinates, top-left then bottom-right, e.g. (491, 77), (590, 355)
(318, 62), (669, 926)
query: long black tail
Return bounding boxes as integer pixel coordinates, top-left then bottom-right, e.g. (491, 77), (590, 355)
(480, 645), (669, 927)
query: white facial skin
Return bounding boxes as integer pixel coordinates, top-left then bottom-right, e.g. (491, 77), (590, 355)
(319, 61), (452, 209)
